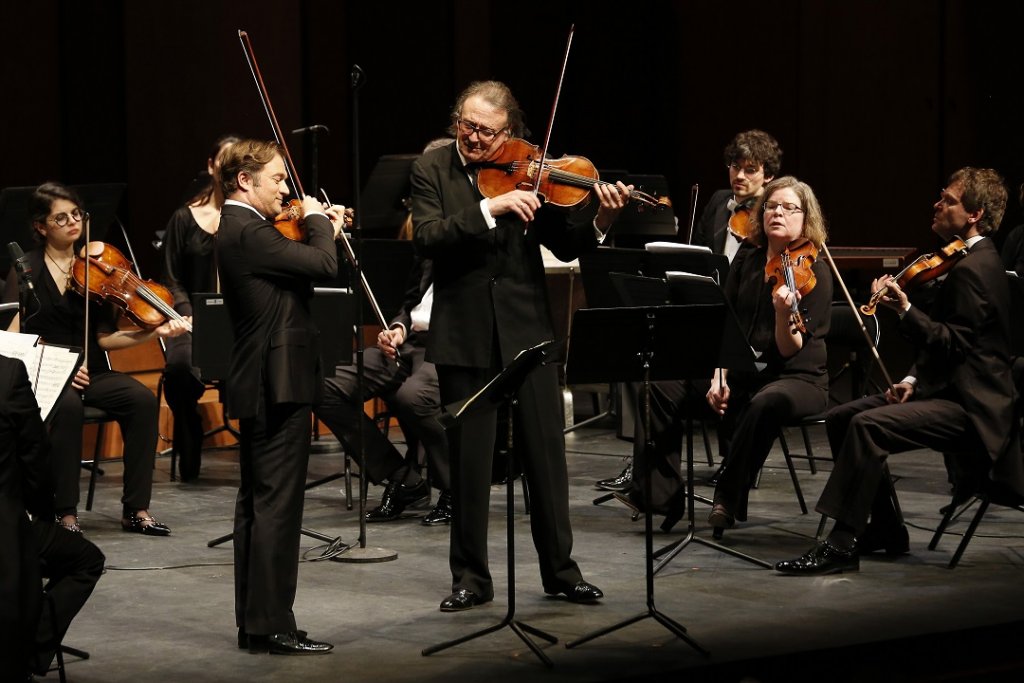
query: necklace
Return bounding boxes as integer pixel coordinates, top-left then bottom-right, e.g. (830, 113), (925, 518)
(44, 249), (73, 288)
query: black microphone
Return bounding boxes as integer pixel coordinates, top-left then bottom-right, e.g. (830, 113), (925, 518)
(7, 242), (35, 293)
(292, 124), (330, 135)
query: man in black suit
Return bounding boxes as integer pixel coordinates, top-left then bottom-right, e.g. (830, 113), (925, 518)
(412, 80), (630, 611)
(0, 354), (104, 682)
(691, 129), (782, 260)
(316, 255), (451, 524)
(777, 167), (1024, 575)
(216, 139), (346, 653)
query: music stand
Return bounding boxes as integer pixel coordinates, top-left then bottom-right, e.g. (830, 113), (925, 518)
(359, 154), (417, 234)
(422, 340), (561, 668)
(563, 304), (754, 653)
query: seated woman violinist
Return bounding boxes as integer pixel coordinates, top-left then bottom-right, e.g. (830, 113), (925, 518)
(705, 175), (833, 534)
(2, 182), (190, 536)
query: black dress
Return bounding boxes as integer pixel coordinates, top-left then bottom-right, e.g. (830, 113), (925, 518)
(160, 205), (217, 480)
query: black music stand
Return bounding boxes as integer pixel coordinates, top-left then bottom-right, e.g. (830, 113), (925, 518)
(422, 340), (561, 668)
(564, 304), (754, 654)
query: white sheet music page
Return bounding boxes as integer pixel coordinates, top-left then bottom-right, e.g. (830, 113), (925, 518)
(0, 330), (81, 421)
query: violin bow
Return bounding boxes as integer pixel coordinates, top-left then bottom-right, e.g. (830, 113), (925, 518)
(527, 24), (575, 232)
(686, 183), (699, 244)
(81, 213), (91, 369)
(820, 242), (898, 394)
(238, 30), (305, 197)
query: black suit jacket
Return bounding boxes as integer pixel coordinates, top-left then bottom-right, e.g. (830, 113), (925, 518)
(0, 355), (51, 520)
(902, 237), (1023, 494)
(691, 188), (733, 253)
(216, 203), (338, 419)
(411, 142), (601, 367)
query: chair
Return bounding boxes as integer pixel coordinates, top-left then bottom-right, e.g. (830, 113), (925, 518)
(42, 566), (91, 683)
(81, 405), (116, 512)
(928, 280), (1024, 568)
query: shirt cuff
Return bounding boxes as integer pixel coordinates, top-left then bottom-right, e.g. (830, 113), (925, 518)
(594, 220), (610, 244)
(900, 375), (917, 387)
(479, 198), (497, 229)
(898, 303), (912, 319)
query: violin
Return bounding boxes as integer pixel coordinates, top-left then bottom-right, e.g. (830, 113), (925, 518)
(860, 237), (969, 316)
(71, 241), (192, 333)
(729, 205), (753, 239)
(764, 238), (818, 334)
(474, 138), (670, 211)
(273, 199), (306, 242)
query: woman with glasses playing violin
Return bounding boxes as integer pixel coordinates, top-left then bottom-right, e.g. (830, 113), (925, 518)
(601, 129), (784, 507)
(704, 176), (833, 536)
(2, 182), (190, 536)
(160, 134), (239, 482)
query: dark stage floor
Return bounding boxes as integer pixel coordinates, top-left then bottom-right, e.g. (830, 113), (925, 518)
(52, 422), (1024, 683)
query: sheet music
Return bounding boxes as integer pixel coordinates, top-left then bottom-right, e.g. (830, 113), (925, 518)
(0, 330), (82, 422)
(644, 241), (712, 255)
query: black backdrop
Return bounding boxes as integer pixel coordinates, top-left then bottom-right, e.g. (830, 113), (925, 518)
(3, 0), (1023, 278)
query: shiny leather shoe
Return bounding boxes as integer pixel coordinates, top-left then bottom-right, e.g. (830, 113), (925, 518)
(366, 478), (429, 522)
(775, 542), (860, 575)
(239, 628), (306, 649)
(439, 588), (489, 612)
(422, 490), (452, 526)
(248, 631), (333, 655)
(595, 461), (632, 492)
(549, 580), (604, 604)
(858, 523), (910, 555)
(121, 512), (171, 536)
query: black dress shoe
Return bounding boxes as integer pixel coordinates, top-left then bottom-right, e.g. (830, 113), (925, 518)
(422, 490), (452, 526)
(366, 478), (429, 522)
(613, 491), (684, 531)
(549, 580), (604, 604)
(775, 542), (860, 575)
(595, 462), (632, 492)
(121, 512), (171, 536)
(239, 628), (306, 649)
(858, 523), (910, 555)
(439, 588), (489, 612)
(248, 631), (332, 655)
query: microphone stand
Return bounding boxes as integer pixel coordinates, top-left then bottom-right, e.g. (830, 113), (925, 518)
(292, 124), (330, 196)
(333, 63), (396, 564)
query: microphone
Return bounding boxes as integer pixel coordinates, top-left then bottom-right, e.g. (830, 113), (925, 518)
(292, 124), (330, 135)
(7, 242), (35, 293)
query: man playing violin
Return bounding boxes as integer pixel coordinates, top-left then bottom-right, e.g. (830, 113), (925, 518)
(777, 167), (1024, 575)
(412, 80), (630, 612)
(216, 139), (347, 653)
(692, 129), (782, 263)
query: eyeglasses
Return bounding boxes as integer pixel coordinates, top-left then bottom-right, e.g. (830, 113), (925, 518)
(456, 117), (504, 143)
(48, 208), (83, 227)
(727, 162), (763, 176)
(763, 201), (803, 215)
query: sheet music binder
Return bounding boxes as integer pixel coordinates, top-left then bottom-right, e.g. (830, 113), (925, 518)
(0, 330), (82, 423)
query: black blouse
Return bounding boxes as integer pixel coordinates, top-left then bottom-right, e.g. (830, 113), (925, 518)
(3, 248), (117, 374)
(162, 206), (217, 316)
(724, 241), (833, 387)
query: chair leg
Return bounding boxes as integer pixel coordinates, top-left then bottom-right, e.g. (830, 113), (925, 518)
(521, 475), (531, 515)
(85, 423), (106, 512)
(815, 513), (828, 539)
(782, 441), (808, 515)
(949, 496), (991, 569)
(699, 421), (714, 466)
(344, 451), (354, 511)
(800, 424), (817, 474)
